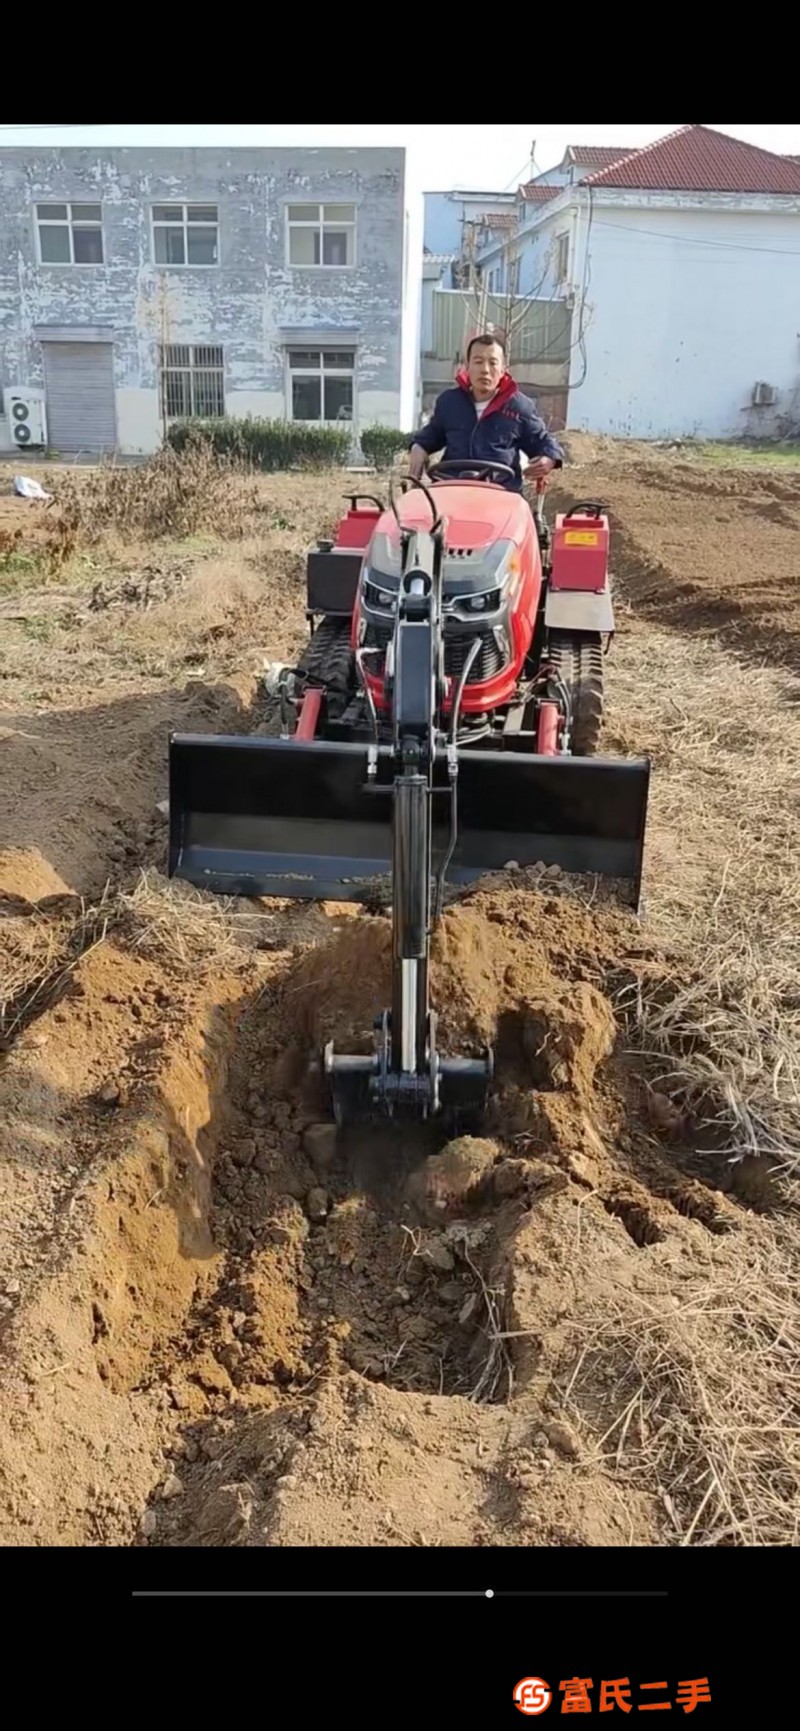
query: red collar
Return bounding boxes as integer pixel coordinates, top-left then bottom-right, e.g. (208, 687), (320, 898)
(455, 367), (517, 412)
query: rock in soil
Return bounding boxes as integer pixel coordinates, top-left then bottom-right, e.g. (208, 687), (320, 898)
(160, 1473), (184, 1501)
(306, 1187), (330, 1223)
(419, 1238), (455, 1274)
(303, 1123), (338, 1172)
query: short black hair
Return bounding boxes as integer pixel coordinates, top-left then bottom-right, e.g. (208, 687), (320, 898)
(466, 332), (506, 360)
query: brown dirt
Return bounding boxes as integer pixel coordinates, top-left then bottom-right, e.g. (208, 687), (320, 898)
(1, 451), (799, 1550)
(559, 434), (800, 672)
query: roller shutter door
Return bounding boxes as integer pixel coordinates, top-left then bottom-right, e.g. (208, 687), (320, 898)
(42, 342), (116, 454)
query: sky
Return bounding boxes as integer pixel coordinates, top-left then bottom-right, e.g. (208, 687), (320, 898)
(3, 123), (798, 425)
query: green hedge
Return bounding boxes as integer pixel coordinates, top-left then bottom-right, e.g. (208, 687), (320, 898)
(361, 424), (413, 466)
(165, 417), (412, 471)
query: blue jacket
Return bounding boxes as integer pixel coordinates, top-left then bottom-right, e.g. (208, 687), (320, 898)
(410, 368), (563, 492)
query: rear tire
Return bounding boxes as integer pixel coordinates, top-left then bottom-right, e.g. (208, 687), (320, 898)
(548, 630), (604, 756)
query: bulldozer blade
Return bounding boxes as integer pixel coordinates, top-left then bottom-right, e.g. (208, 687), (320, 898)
(168, 733), (650, 909)
(440, 745), (650, 910)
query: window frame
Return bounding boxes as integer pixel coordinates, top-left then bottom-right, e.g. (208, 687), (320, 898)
(555, 232), (570, 284)
(151, 203), (220, 269)
(158, 343), (226, 421)
(285, 202), (357, 272)
(285, 347), (356, 425)
(35, 201), (105, 267)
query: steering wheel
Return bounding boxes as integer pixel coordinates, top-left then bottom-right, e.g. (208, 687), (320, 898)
(427, 459), (515, 485)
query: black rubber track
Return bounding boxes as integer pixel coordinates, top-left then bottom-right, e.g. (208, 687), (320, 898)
(298, 617), (355, 713)
(548, 630), (604, 757)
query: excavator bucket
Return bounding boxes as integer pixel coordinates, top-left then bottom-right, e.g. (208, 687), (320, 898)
(168, 733), (650, 910)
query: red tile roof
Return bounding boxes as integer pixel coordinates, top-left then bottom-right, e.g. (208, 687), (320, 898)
(517, 183), (561, 203)
(480, 211), (518, 229)
(565, 145), (633, 169)
(581, 125), (800, 194)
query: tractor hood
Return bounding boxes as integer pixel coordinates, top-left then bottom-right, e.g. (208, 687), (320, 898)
(373, 484), (530, 554)
(365, 484), (531, 598)
(364, 531), (518, 602)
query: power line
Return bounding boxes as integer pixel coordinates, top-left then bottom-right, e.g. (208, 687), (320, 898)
(591, 212), (800, 258)
(500, 154), (534, 195)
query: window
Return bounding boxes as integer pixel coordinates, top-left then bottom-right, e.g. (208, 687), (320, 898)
(153, 204), (218, 266)
(36, 203), (104, 264)
(287, 204), (355, 268)
(159, 345), (225, 418)
(288, 349), (354, 422)
(555, 232), (569, 283)
(508, 258), (520, 298)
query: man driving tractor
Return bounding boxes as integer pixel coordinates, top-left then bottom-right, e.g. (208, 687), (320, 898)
(407, 332), (563, 494)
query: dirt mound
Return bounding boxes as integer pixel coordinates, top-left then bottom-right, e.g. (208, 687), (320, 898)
(0, 871), (734, 1547)
(0, 678), (254, 900)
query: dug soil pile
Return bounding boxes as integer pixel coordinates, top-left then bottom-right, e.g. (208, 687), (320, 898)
(0, 869), (761, 1549)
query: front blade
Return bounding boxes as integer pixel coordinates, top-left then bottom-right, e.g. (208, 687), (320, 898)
(168, 733), (650, 909)
(446, 746), (650, 909)
(168, 734), (397, 900)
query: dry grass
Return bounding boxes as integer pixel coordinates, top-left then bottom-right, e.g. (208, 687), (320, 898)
(562, 1231), (800, 1546)
(42, 442), (262, 570)
(86, 556), (278, 683)
(617, 950), (800, 1174)
(0, 886), (118, 1049)
(605, 623), (800, 1176)
(0, 463), (336, 704)
(0, 871), (269, 1049)
(117, 868), (269, 970)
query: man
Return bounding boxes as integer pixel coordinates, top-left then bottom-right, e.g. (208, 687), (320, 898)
(408, 333), (563, 493)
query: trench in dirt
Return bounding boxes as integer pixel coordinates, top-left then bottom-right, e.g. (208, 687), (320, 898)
(0, 871), (755, 1548)
(3, 457), (795, 1546)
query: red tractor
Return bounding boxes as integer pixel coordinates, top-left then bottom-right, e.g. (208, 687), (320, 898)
(296, 460), (612, 761)
(168, 462), (649, 1125)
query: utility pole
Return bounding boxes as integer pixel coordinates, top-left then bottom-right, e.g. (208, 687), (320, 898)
(343, 368), (370, 471)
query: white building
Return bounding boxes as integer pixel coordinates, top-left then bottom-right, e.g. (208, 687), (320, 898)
(473, 126), (800, 441)
(0, 145), (406, 456)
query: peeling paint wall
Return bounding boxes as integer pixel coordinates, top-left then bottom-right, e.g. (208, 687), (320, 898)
(0, 146), (405, 453)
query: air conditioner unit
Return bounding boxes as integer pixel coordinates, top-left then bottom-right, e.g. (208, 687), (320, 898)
(751, 381), (776, 407)
(7, 388), (47, 449)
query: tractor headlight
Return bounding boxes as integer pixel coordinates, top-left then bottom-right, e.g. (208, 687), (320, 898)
(363, 576), (396, 611)
(462, 587), (502, 613)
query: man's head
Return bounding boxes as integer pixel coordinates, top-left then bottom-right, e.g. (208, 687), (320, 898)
(466, 334), (506, 400)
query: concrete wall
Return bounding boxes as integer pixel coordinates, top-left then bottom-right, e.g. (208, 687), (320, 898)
(476, 197), (573, 301)
(423, 190), (515, 258)
(419, 275), (436, 358)
(570, 191), (800, 438)
(0, 145), (405, 453)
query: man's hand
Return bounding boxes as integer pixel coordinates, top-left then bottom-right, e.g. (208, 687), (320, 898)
(407, 443), (428, 481)
(526, 456), (556, 478)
